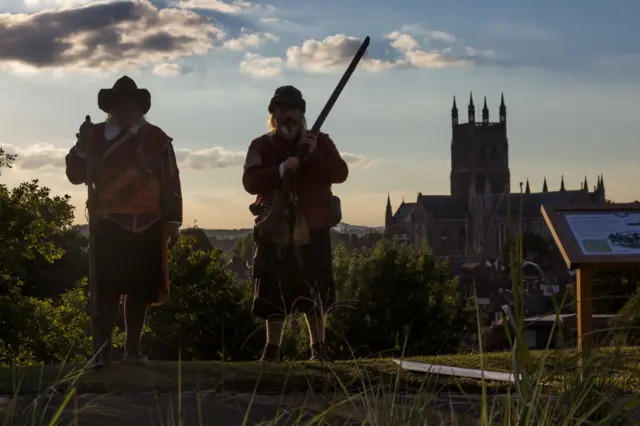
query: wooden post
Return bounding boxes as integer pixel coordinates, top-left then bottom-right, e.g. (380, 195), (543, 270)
(576, 268), (593, 351)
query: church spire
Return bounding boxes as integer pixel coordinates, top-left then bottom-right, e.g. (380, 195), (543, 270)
(451, 96), (458, 126)
(525, 179), (530, 194)
(482, 96), (489, 124)
(583, 176), (589, 192)
(560, 175), (566, 192)
(385, 193), (393, 226)
(468, 92), (475, 123)
(499, 93), (506, 124)
(542, 177), (548, 193)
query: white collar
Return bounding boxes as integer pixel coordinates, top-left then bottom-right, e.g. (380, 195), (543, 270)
(104, 119), (145, 141)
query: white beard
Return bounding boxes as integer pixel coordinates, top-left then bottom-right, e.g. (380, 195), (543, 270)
(279, 122), (300, 140)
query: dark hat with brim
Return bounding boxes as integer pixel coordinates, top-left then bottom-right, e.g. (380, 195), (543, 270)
(98, 76), (151, 115)
(268, 85), (306, 115)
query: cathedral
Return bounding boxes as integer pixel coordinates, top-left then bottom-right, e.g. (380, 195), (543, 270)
(385, 93), (606, 261)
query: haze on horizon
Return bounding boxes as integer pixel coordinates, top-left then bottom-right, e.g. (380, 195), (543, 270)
(1, 0), (639, 229)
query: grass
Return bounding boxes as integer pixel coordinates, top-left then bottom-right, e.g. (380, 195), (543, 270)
(2, 347), (640, 397)
(3, 190), (640, 424)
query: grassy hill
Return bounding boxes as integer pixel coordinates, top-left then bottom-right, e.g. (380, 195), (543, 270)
(2, 347), (638, 396)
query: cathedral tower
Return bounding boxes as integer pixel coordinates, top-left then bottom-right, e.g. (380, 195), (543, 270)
(450, 93), (510, 198)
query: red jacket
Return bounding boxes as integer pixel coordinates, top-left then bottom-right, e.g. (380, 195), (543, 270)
(65, 122), (182, 233)
(242, 132), (348, 231)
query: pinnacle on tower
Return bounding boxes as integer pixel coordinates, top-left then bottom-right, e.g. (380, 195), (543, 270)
(525, 179), (530, 194)
(499, 93), (506, 124)
(600, 174), (605, 192)
(451, 96), (458, 126)
(542, 177), (548, 193)
(468, 92), (475, 123)
(482, 96), (489, 123)
(560, 175), (566, 192)
(583, 176), (588, 192)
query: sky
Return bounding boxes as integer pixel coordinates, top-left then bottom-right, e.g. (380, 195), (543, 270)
(1, 0), (639, 229)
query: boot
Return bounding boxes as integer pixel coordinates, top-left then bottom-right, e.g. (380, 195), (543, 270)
(91, 319), (113, 370)
(310, 342), (328, 362)
(259, 343), (281, 362)
(122, 295), (149, 366)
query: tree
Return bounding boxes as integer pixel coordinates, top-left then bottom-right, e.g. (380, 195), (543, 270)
(593, 268), (640, 313)
(610, 284), (640, 345)
(146, 234), (261, 361)
(327, 240), (472, 359)
(231, 232), (253, 263)
(0, 150), (87, 364)
(179, 226), (213, 251)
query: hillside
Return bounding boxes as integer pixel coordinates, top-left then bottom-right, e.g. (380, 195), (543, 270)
(72, 222), (384, 239)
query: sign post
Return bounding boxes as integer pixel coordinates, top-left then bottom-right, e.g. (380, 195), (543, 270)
(541, 203), (640, 351)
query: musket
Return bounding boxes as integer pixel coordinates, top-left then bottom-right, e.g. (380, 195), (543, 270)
(255, 36), (371, 235)
(83, 115), (99, 319)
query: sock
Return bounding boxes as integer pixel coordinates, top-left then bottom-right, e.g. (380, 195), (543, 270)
(304, 313), (325, 345)
(266, 318), (285, 347)
(124, 295), (148, 355)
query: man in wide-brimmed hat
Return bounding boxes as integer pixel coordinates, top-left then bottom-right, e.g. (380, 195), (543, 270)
(243, 85), (349, 362)
(65, 76), (183, 368)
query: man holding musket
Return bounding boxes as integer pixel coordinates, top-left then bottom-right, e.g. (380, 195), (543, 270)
(65, 76), (182, 368)
(243, 86), (349, 362)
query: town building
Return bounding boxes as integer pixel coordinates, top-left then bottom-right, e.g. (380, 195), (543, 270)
(385, 93), (606, 261)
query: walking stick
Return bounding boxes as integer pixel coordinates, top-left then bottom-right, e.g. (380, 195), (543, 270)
(83, 115), (99, 319)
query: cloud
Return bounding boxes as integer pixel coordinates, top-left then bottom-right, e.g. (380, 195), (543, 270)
(240, 52), (283, 77)
(259, 17), (292, 26)
(249, 28), (494, 76)
(175, 0), (253, 13)
(340, 152), (377, 169)
(285, 34), (397, 73)
(154, 63), (182, 76)
(176, 146), (245, 170)
(176, 0), (274, 14)
(5, 143), (374, 171)
(3, 144), (67, 170)
(0, 0), (223, 72)
(464, 46), (495, 59)
(222, 29), (279, 51)
(426, 31), (456, 44)
(23, 0), (111, 9)
(385, 31), (469, 69)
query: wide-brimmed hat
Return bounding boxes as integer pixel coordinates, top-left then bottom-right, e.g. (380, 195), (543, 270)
(98, 76), (151, 115)
(268, 85), (306, 115)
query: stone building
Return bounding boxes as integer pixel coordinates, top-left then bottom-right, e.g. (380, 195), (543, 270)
(385, 93), (606, 261)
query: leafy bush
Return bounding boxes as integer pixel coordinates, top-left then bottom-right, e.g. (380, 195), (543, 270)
(146, 233), (262, 361)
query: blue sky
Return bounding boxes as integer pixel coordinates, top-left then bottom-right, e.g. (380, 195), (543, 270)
(1, 0), (639, 228)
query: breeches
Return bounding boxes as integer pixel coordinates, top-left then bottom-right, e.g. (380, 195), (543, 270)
(90, 218), (163, 354)
(252, 228), (336, 319)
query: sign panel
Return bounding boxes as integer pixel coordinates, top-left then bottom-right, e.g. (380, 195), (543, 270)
(541, 203), (640, 269)
(564, 212), (640, 255)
